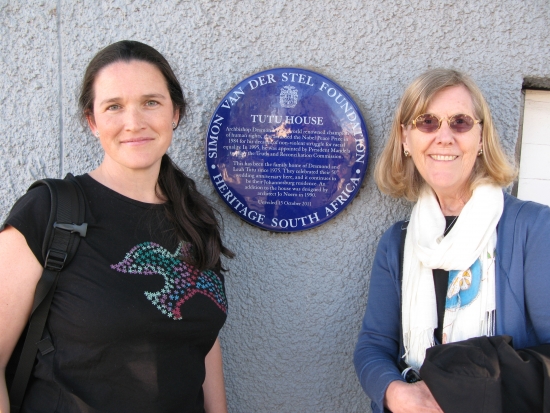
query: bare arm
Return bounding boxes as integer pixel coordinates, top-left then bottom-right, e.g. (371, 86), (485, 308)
(384, 380), (443, 413)
(0, 226), (43, 413)
(202, 337), (227, 413)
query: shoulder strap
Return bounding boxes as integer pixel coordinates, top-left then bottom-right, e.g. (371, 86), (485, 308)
(31, 175), (87, 310)
(9, 174), (87, 413)
(399, 220), (408, 285)
(396, 220), (422, 382)
(398, 221), (409, 368)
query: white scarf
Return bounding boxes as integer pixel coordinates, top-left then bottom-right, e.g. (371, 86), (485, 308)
(402, 184), (503, 370)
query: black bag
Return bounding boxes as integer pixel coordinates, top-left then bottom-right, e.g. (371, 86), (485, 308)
(420, 335), (550, 413)
(5, 174), (87, 413)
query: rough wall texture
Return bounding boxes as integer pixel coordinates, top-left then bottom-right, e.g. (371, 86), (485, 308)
(1, 0), (549, 412)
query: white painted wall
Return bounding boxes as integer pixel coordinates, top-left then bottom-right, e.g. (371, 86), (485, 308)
(518, 90), (550, 206)
(1, 1), (550, 412)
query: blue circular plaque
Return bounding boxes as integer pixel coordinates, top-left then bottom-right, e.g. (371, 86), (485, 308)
(205, 68), (369, 232)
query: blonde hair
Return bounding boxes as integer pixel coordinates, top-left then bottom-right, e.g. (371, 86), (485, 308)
(375, 68), (517, 201)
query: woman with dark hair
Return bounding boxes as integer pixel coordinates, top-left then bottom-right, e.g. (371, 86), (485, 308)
(0, 40), (233, 412)
(354, 69), (550, 412)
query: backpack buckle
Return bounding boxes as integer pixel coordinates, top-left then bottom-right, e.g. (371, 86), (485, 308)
(44, 249), (68, 271)
(53, 222), (88, 237)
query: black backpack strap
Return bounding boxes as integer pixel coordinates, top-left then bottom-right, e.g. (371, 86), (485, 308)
(32, 175), (87, 311)
(9, 174), (87, 413)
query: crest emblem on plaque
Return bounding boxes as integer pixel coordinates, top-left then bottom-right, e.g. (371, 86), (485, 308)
(279, 85), (299, 108)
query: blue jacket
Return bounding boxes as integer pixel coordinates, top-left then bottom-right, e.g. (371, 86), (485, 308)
(354, 193), (550, 413)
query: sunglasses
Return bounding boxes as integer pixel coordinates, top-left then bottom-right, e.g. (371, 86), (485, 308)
(411, 113), (482, 133)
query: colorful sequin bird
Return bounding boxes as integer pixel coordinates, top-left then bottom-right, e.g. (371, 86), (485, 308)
(111, 242), (227, 319)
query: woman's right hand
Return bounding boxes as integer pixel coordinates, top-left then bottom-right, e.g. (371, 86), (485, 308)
(384, 380), (444, 413)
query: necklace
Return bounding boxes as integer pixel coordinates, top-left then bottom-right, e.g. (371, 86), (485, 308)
(443, 215), (458, 236)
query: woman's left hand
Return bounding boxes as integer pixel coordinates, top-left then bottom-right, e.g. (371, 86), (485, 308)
(384, 380), (444, 413)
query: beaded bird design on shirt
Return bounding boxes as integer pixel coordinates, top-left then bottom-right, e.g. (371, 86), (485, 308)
(111, 242), (227, 319)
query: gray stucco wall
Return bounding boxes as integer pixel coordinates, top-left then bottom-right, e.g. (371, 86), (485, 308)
(1, 1), (549, 412)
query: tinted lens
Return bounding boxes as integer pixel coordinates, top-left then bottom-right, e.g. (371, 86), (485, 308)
(449, 114), (475, 133)
(414, 114), (440, 133)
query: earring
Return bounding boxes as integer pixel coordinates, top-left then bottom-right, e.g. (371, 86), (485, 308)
(478, 148), (483, 156)
(95, 131), (100, 138)
(172, 122), (177, 130)
(404, 150), (410, 157)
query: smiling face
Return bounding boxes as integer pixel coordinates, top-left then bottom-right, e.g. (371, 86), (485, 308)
(87, 60), (179, 174)
(402, 85), (482, 202)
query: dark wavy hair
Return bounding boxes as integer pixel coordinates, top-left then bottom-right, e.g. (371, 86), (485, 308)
(78, 40), (234, 272)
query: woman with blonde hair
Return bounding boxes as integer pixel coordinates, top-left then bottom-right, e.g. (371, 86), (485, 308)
(354, 68), (550, 412)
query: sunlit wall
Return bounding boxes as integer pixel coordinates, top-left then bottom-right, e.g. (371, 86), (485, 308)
(1, 1), (549, 411)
